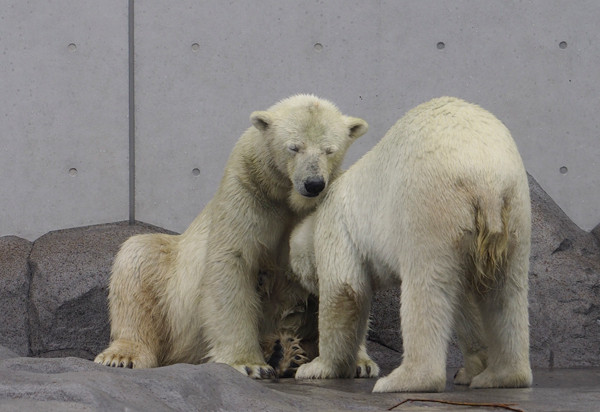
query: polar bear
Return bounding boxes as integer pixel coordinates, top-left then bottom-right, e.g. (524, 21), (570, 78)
(94, 94), (368, 378)
(291, 97), (532, 392)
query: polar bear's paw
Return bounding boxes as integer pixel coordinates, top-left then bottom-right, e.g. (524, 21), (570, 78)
(355, 355), (380, 378)
(94, 340), (157, 369)
(453, 367), (473, 385)
(453, 352), (487, 385)
(372, 365), (445, 393)
(264, 334), (310, 378)
(469, 366), (532, 389)
(231, 363), (277, 379)
(295, 356), (353, 379)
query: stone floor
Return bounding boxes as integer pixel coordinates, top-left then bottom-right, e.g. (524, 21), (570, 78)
(266, 368), (600, 411)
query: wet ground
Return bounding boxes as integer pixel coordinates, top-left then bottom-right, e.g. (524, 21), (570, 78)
(265, 368), (600, 411)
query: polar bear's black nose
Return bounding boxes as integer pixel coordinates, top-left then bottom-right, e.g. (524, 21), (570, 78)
(304, 176), (326, 196)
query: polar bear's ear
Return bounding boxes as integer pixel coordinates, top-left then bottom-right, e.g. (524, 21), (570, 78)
(250, 111), (273, 132)
(346, 117), (368, 139)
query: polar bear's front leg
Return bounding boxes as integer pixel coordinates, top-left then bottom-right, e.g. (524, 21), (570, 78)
(355, 342), (380, 378)
(296, 281), (372, 379)
(203, 254), (275, 379)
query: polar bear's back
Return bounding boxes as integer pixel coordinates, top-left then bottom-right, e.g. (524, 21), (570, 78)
(333, 97), (529, 271)
(383, 97), (521, 174)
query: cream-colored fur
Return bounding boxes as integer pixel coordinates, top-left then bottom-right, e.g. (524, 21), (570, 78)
(94, 95), (367, 378)
(291, 97), (532, 392)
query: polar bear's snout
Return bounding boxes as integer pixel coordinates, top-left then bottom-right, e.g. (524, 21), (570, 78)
(303, 176), (326, 197)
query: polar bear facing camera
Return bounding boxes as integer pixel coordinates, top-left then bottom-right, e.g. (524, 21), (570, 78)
(291, 97), (532, 392)
(94, 94), (368, 378)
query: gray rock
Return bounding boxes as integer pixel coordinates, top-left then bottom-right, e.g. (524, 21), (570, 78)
(28, 222), (176, 359)
(0, 357), (276, 411)
(368, 174), (600, 369)
(0, 356), (368, 411)
(528, 174), (600, 368)
(591, 222), (600, 245)
(0, 236), (32, 356)
(0, 345), (19, 361)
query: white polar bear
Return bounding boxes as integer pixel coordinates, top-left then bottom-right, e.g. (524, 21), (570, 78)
(291, 97), (532, 392)
(94, 94), (368, 378)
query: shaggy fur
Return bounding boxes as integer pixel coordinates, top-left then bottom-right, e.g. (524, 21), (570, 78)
(94, 95), (367, 378)
(291, 97), (532, 392)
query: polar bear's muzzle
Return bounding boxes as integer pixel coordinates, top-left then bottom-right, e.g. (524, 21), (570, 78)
(301, 176), (326, 197)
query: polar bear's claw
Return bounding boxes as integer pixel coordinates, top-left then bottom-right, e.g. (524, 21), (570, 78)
(95, 352), (135, 369)
(94, 340), (158, 369)
(233, 364), (276, 379)
(262, 334), (311, 378)
(355, 360), (379, 378)
(355, 349), (380, 378)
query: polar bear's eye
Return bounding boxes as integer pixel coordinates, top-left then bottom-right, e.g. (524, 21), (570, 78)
(324, 147), (335, 155)
(288, 144), (300, 153)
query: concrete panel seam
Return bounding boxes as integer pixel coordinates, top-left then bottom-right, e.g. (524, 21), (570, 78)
(128, 0), (135, 224)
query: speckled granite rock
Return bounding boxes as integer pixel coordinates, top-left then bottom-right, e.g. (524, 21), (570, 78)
(0, 236), (32, 356)
(527, 174), (600, 367)
(0, 356), (291, 411)
(0, 345), (19, 361)
(27, 222), (175, 359)
(0, 352), (385, 411)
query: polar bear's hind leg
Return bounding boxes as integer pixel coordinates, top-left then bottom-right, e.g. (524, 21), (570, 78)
(469, 240), (532, 388)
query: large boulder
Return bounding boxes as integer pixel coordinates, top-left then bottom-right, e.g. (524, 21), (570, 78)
(368, 174), (600, 368)
(27, 222), (175, 359)
(0, 236), (32, 356)
(0, 354), (382, 411)
(528, 175), (600, 367)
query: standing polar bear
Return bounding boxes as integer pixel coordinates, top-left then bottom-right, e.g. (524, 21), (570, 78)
(94, 94), (368, 378)
(291, 97), (532, 392)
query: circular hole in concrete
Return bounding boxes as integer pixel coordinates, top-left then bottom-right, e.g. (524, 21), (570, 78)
(559, 41), (567, 49)
(192, 168), (201, 176)
(191, 43), (200, 51)
(314, 43), (323, 52)
(68, 43), (77, 51)
(559, 166), (568, 174)
(69, 168), (78, 176)
(437, 42), (445, 50)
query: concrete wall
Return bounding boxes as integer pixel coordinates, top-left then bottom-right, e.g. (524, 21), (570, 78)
(2, 1), (599, 240)
(1, 1), (129, 240)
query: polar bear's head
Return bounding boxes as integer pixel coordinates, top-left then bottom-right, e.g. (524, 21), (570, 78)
(250, 94), (367, 213)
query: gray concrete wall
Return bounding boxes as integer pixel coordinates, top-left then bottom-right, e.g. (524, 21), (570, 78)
(2, 1), (599, 240)
(1, 1), (129, 240)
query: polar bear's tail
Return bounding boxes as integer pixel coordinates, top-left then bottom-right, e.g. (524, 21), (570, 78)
(471, 196), (510, 294)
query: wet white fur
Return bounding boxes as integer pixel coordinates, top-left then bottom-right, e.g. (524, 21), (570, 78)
(291, 97), (532, 392)
(94, 95), (367, 378)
